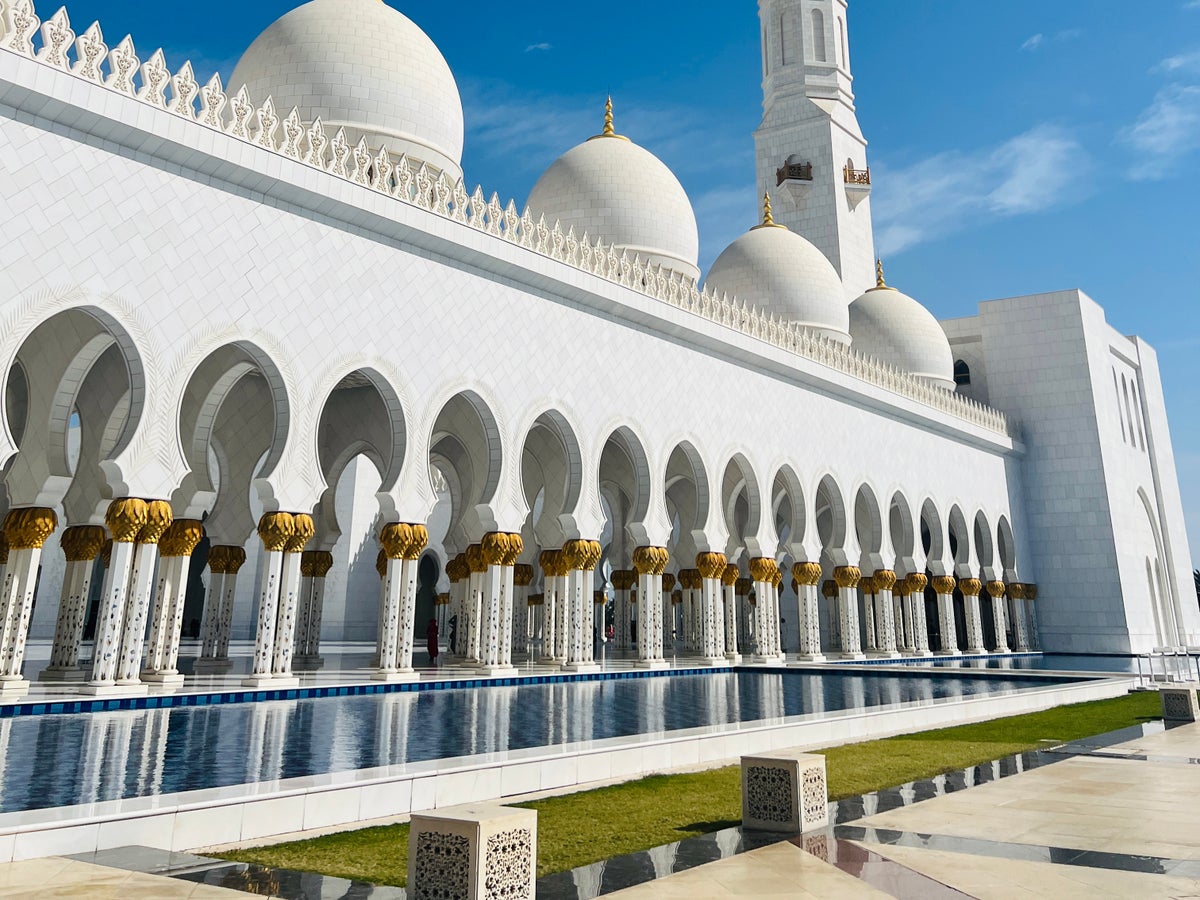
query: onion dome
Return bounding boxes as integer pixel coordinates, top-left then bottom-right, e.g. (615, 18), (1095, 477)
(703, 194), (851, 343)
(229, 0), (464, 180)
(525, 99), (700, 281)
(848, 261), (955, 389)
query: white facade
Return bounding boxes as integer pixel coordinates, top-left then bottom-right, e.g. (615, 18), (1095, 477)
(0, 0), (1192, 695)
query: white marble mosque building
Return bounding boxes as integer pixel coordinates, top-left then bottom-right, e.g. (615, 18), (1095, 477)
(0, 0), (1193, 698)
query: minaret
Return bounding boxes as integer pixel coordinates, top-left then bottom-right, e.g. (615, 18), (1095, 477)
(754, 0), (876, 300)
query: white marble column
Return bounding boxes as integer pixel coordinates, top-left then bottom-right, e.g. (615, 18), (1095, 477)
(195, 545), (247, 673)
(722, 564), (741, 663)
(872, 570), (900, 657)
(511, 563), (534, 661)
(0, 508), (59, 695)
(41, 525), (106, 682)
(633, 546), (669, 667)
(1009, 583), (1031, 651)
(465, 544), (486, 663)
(932, 576), (960, 655)
(792, 563), (824, 662)
(834, 566), (865, 659)
(539, 549), (560, 661)
(861, 582), (878, 653)
(697, 553), (727, 663)
(478, 532), (521, 674)
(987, 581), (1011, 653)
(749, 558), (776, 662)
(1025, 584), (1041, 649)
(114, 501), (174, 686)
(960, 578), (987, 655)
(270, 514), (313, 681)
(243, 512), (294, 687)
(143, 520), (205, 684)
(905, 574), (931, 656)
(294, 549), (333, 669)
(563, 538), (601, 671)
(88, 500), (149, 693)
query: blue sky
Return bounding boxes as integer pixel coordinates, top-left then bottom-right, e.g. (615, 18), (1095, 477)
(50, 0), (1200, 559)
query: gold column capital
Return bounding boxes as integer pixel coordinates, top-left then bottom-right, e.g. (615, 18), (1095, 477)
(1023, 583), (1038, 601)
(514, 563), (535, 586)
(932, 575), (957, 595)
(258, 512), (295, 553)
(905, 573), (929, 595)
(105, 498), (148, 544)
(833, 566), (861, 589)
(873, 569), (897, 592)
(381, 523), (415, 561)
(285, 514), (315, 554)
(159, 520), (204, 558)
(466, 544), (487, 574)
(136, 501), (174, 545)
(749, 557), (777, 583)
(375, 548), (387, 579)
(61, 524), (107, 562)
(986, 580), (1006, 599)
(793, 562), (822, 586)
(406, 525), (430, 561)
(736, 577), (753, 596)
(207, 545), (231, 575)
(661, 572), (676, 593)
(821, 579), (838, 599)
(722, 563), (740, 587)
(632, 546), (668, 576)
(696, 552), (728, 580)
(1008, 583), (1026, 600)
(959, 578), (983, 597)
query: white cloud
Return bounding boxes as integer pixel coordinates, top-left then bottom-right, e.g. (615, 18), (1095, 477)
(1122, 84), (1200, 177)
(1021, 29), (1082, 52)
(871, 125), (1089, 256)
(1156, 49), (1200, 75)
(524, 42), (552, 53)
(1021, 34), (1044, 52)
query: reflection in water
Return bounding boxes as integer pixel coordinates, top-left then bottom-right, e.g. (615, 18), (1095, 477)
(0, 670), (1072, 814)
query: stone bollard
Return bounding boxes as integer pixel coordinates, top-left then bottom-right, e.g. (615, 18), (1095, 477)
(741, 751), (829, 833)
(408, 803), (537, 900)
(1161, 684), (1200, 722)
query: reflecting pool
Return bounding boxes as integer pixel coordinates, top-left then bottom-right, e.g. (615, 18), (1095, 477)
(0, 669), (1080, 814)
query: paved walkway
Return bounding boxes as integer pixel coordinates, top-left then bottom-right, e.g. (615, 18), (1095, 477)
(611, 719), (1200, 898)
(0, 856), (252, 898)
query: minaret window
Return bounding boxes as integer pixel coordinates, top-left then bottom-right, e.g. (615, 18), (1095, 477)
(953, 360), (971, 387)
(812, 9), (827, 63)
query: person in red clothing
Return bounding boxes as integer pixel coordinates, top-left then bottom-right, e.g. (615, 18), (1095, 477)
(426, 618), (439, 665)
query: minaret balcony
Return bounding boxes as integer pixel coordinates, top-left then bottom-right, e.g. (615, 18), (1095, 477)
(843, 165), (871, 209)
(776, 158), (814, 209)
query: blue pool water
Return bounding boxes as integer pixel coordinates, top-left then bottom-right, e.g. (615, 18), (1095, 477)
(0, 669), (1080, 814)
(906, 655), (1154, 675)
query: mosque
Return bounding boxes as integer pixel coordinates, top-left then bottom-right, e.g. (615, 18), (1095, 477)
(0, 0), (1193, 699)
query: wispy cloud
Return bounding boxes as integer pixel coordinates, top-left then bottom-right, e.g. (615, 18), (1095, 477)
(1122, 84), (1200, 177)
(1156, 49), (1200, 75)
(1021, 29), (1082, 52)
(872, 125), (1090, 255)
(524, 42), (552, 53)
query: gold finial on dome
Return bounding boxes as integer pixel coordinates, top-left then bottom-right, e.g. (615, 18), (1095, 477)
(589, 96), (630, 142)
(870, 258), (897, 291)
(751, 191), (787, 230)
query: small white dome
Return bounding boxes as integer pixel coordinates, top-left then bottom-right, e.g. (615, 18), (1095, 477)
(704, 204), (850, 343)
(848, 266), (955, 389)
(230, 0), (464, 179)
(525, 102), (700, 281)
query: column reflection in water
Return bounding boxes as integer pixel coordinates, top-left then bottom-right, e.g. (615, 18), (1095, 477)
(572, 860), (605, 898)
(375, 692), (413, 768)
(568, 681), (598, 745)
(801, 670), (826, 717)
(648, 843), (678, 880)
(639, 676), (666, 737)
(246, 703), (288, 786)
(480, 686), (513, 755)
(133, 709), (170, 799)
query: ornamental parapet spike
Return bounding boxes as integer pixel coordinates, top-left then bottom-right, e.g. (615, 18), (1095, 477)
(136, 501), (174, 545)
(905, 574), (929, 595)
(465, 544), (487, 574)
(258, 512), (295, 553)
(1008, 583), (1026, 600)
(514, 564), (535, 587)
(381, 523), (414, 561)
(105, 498), (149, 544)
(285, 514), (315, 554)
(2, 507), (58, 550)
(833, 566), (861, 589)
(959, 578), (983, 597)
(661, 573), (676, 592)
(986, 580), (1006, 599)
(736, 577), (753, 596)
(405, 525), (430, 561)
(1024, 583), (1038, 601)
(821, 580), (838, 599)
(722, 564), (740, 587)
(696, 552), (728, 580)
(375, 548), (387, 579)
(873, 569), (898, 592)
(749, 557), (776, 583)
(932, 576), (957, 595)
(159, 520), (204, 558)
(207, 545), (232, 575)
(100, 539), (114, 569)
(60, 524), (107, 563)
(793, 562), (822, 586)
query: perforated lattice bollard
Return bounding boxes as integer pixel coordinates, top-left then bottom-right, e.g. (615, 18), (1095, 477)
(1161, 684), (1200, 722)
(741, 751), (829, 833)
(408, 803), (537, 900)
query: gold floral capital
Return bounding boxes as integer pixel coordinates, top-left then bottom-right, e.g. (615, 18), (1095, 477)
(60, 524), (106, 563)
(285, 514), (315, 553)
(136, 500), (174, 546)
(932, 576), (957, 595)
(207, 545), (232, 575)
(514, 564), (535, 587)
(986, 580), (1006, 599)
(661, 573), (676, 592)
(375, 548), (387, 579)
(3, 507), (58, 551)
(873, 569), (897, 592)
(466, 544), (487, 574)
(722, 563), (740, 586)
(258, 512), (295, 553)
(381, 523), (414, 561)
(833, 566), (861, 589)
(793, 562), (822, 586)
(406, 525), (430, 561)
(159, 520), (204, 558)
(821, 580), (838, 599)
(696, 552), (728, 580)
(959, 578), (983, 597)
(227, 546), (248, 575)
(905, 574), (929, 595)
(749, 557), (777, 584)
(105, 498), (149, 544)
(1008, 583), (1026, 600)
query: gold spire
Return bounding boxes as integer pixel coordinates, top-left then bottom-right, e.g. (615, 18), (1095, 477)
(751, 191), (787, 230)
(588, 96), (630, 142)
(870, 258), (897, 291)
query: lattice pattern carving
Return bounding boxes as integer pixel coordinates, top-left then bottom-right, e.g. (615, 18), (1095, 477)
(0, 0), (1017, 438)
(484, 828), (533, 900)
(746, 765), (794, 824)
(801, 764), (827, 827)
(412, 831), (470, 900)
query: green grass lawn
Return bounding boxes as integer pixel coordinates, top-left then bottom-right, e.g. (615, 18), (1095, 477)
(214, 691), (1160, 886)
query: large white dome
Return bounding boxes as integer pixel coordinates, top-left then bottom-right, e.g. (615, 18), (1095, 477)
(230, 0), (464, 180)
(525, 103), (700, 281)
(704, 202), (850, 343)
(848, 265), (955, 389)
